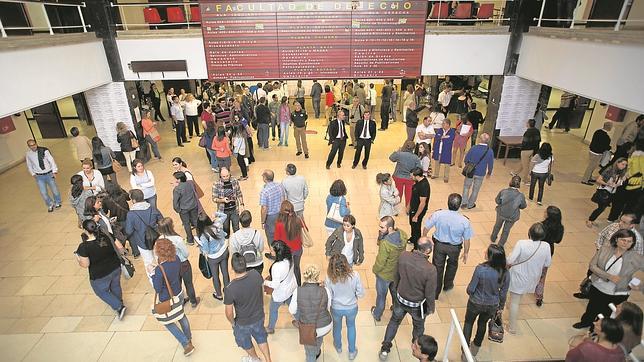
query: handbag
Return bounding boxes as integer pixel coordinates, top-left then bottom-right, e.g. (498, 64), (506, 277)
(326, 196), (344, 223)
(579, 277), (592, 295)
(130, 131), (140, 149)
(199, 253), (212, 279)
(591, 189), (612, 204)
(198, 135), (207, 148)
(111, 157), (122, 172)
(546, 157), (554, 186)
(152, 263), (185, 325)
(263, 264), (292, 295)
(300, 217), (313, 248)
(299, 291), (326, 346)
(488, 311), (504, 343)
(462, 147), (489, 178)
(148, 127), (161, 142)
(106, 228), (135, 279)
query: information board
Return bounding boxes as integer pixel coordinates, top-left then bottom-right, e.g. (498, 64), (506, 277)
(200, 1), (427, 80)
(85, 82), (135, 152)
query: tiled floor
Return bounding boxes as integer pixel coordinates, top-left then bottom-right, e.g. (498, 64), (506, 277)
(0, 106), (642, 362)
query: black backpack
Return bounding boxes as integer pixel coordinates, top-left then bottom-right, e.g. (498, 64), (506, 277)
(132, 212), (160, 250)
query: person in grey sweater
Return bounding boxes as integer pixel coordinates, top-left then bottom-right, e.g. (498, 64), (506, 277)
(172, 171), (199, 244)
(281, 163), (309, 217)
(389, 140), (422, 207)
(491, 176), (527, 246)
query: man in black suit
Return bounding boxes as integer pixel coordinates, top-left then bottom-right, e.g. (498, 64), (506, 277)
(352, 110), (377, 169)
(380, 79), (392, 131)
(326, 109), (348, 169)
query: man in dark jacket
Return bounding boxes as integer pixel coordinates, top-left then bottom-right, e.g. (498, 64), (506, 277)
(582, 121), (612, 184)
(310, 80), (323, 118)
(255, 97), (271, 149)
(326, 109), (348, 169)
(380, 80), (392, 131)
(172, 171), (198, 245)
(512, 119), (541, 183)
(405, 100), (428, 142)
(352, 110), (377, 169)
(125, 189), (163, 277)
(379, 236), (437, 361)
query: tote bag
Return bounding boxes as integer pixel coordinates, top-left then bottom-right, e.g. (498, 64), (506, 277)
(152, 263), (185, 325)
(326, 196), (344, 223)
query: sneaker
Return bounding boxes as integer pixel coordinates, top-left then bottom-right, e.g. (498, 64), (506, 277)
(183, 342), (195, 356)
(537, 201), (543, 206)
(212, 293), (223, 301)
(348, 350), (358, 360)
(305, 154), (309, 159)
(296, 151), (302, 156)
(536, 299), (543, 307)
(379, 350), (389, 361)
(47, 205), (54, 212)
(370, 306), (381, 322)
(191, 297), (201, 308)
(54, 204), (62, 209)
(573, 292), (589, 299)
(239, 177), (248, 181)
(335, 345), (342, 353)
(118, 306), (127, 320)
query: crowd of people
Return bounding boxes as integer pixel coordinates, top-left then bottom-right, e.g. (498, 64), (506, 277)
(23, 78), (644, 362)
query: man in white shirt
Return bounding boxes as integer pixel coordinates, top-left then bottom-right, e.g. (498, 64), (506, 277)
(253, 83), (267, 103)
(281, 163), (309, 217)
(25, 139), (61, 212)
(437, 86), (462, 116)
(368, 83), (377, 113)
(170, 95), (188, 147)
(415, 116), (436, 149)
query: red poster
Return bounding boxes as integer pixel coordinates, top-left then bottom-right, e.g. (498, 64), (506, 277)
(200, 1), (427, 80)
(0, 116), (16, 134)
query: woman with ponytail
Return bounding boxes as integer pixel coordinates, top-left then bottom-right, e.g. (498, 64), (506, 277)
(273, 200), (303, 285)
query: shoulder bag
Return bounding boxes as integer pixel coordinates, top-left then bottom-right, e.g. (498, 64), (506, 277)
(546, 158), (554, 186)
(299, 288), (326, 346)
(300, 217), (313, 248)
(462, 147), (489, 178)
(105, 230), (135, 279)
(199, 253), (212, 279)
(130, 131), (140, 149)
(509, 241), (543, 268)
(111, 157), (122, 172)
(132, 212), (160, 250)
(326, 196), (344, 223)
(488, 270), (506, 343)
(152, 263), (185, 325)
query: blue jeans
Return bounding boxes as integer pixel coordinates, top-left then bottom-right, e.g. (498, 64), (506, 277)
(332, 306), (358, 353)
(89, 267), (123, 311)
(373, 275), (396, 319)
(268, 296), (291, 330)
(233, 317), (268, 350)
(35, 173), (61, 207)
(279, 123), (289, 145)
(206, 148), (217, 169)
(462, 175), (484, 208)
(257, 124), (270, 148)
(165, 315), (192, 347)
(264, 213), (278, 245)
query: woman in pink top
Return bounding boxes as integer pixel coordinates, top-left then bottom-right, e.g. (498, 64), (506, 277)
(278, 96), (291, 147)
(566, 317), (625, 362)
(210, 126), (232, 172)
(451, 115), (474, 168)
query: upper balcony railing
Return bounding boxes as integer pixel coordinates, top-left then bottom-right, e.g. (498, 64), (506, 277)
(0, 0), (89, 38)
(534, 0), (644, 31)
(425, 0), (510, 26)
(111, 1), (201, 32)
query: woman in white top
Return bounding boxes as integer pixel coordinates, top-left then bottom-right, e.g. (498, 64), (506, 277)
(402, 84), (414, 124)
(232, 121), (249, 180)
(264, 240), (297, 334)
(183, 93), (202, 138)
(416, 142), (431, 177)
(77, 159), (105, 195)
(376, 173), (400, 218)
(196, 212), (229, 301)
(506, 223), (552, 334)
(429, 104), (446, 130)
(129, 159), (157, 209)
(157, 217), (200, 308)
(529, 142), (554, 206)
(586, 158), (628, 228)
(171, 157), (194, 181)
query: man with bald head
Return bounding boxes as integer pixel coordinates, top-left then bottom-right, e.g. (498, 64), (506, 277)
(461, 133), (494, 210)
(212, 167), (245, 237)
(259, 169), (284, 247)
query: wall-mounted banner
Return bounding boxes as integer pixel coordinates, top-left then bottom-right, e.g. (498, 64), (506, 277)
(85, 82), (135, 152)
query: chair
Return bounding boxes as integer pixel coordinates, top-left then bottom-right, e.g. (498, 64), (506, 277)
(166, 6), (186, 23)
(428, 2), (449, 19)
(190, 6), (201, 23)
(143, 8), (162, 24)
(476, 3), (495, 20)
(452, 3), (473, 19)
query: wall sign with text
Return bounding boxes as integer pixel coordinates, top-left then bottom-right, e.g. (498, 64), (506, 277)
(200, 1), (427, 80)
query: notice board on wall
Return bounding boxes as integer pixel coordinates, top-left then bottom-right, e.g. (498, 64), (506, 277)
(200, 1), (427, 80)
(85, 82), (135, 152)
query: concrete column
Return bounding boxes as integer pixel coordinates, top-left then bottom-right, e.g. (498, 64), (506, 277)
(85, 0), (124, 81)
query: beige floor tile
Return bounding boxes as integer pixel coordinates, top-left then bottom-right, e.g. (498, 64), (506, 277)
(24, 332), (113, 362)
(44, 276), (86, 295)
(12, 318), (51, 334)
(74, 316), (116, 332)
(107, 315), (145, 332)
(0, 334), (43, 362)
(527, 317), (580, 358)
(98, 331), (176, 362)
(15, 276), (59, 296)
(40, 316), (83, 333)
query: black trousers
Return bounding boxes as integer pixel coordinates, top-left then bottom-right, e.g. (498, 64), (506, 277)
(588, 197), (612, 222)
(179, 208), (198, 244)
(326, 139), (346, 167)
(432, 239), (462, 297)
(408, 209), (426, 247)
(352, 139), (372, 167)
(580, 285), (628, 325)
(529, 172), (548, 202)
(186, 115), (200, 137)
(236, 154), (248, 177)
(175, 121), (187, 145)
(246, 136), (255, 163)
(152, 100), (166, 122)
(462, 300), (497, 348)
(608, 187), (641, 222)
(380, 102), (390, 129)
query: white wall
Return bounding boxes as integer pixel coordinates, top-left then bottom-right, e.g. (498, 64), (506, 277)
(0, 40), (112, 118)
(516, 34), (644, 113)
(421, 33), (510, 75)
(0, 113), (34, 172)
(117, 37), (208, 80)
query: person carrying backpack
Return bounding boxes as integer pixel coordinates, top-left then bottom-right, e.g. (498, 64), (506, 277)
(230, 210), (265, 274)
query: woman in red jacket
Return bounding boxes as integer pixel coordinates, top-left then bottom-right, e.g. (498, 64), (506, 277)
(273, 200), (303, 285)
(324, 84), (335, 125)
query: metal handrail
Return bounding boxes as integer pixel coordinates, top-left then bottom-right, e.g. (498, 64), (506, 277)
(1, 0), (85, 7)
(443, 309), (474, 362)
(534, 0), (637, 31)
(0, 0), (88, 37)
(110, 1), (198, 7)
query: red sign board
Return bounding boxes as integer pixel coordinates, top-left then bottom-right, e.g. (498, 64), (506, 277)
(0, 116), (16, 134)
(200, 1), (427, 80)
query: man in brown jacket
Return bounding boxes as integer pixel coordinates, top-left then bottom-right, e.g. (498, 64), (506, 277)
(379, 237), (437, 361)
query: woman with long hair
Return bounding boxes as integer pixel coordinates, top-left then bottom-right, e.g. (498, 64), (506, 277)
(376, 173), (400, 219)
(100, 181), (130, 245)
(389, 140), (422, 207)
(278, 96), (291, 147)
(529, 142), (554, 205)
(211, 126), (232, 173)
(416, 142), (431, 177)
(615, 301), (643, 354)
(152, 239), (195, 356)
(325, 179), (351, 235)
(402, 84), (414, 124)
(325, 84), (335, 124)
(171, 157), (195, 181)
(264, 240), (297, 334)
(586, 157), (628, 228)
(157, 217), (199, 308)
(77, 158), (105, 195)
(535, 206), (564, 306)
(70, 174), (93, 227)
(116, 122), (138, 172)
(325, 254), (365, 360)
(462, 244), (510, 358)
(273, 200), (303, 285)
(141, 110), (162, 160)
(232, 122), (249, 180)
(202, 119), (217, 171)
(75, 219), (126, 320)
(92, 136), (118, 185)
(84, 195), (113, 237)
(196, 212), (229, 301)
(129, 159), (157, 208)
(324, 215), (364, 267)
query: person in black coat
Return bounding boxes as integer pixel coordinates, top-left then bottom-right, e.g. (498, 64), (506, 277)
(326, 109), (348, 169)
(582, 122), (612, 184)
(352, 111), (377, 169)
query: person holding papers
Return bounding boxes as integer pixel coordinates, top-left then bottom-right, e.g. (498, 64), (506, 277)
(452, 115), (474, 168)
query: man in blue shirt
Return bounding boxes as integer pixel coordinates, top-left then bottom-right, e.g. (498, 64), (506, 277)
(461, 132), (494, 209)
(422, 193), (473, 298)
(259, 169), (284, 249)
